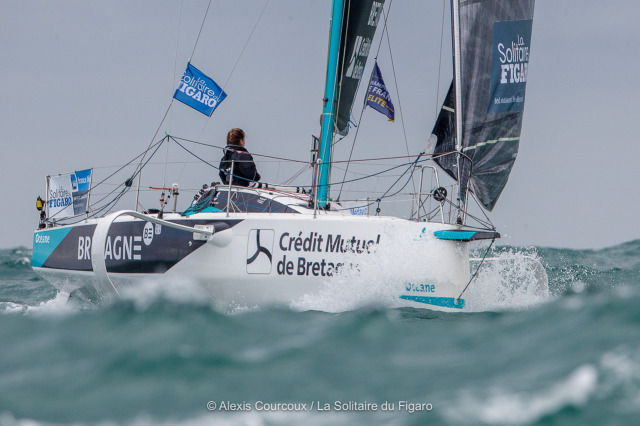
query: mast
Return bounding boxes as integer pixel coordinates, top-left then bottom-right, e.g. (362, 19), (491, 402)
(315, 0), (345, 209)
(451, 0), (465, 224)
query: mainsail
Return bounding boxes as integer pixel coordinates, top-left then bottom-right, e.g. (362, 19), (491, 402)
(316, 0), (386, 207)
(334, 0), (385, 136)
(430, 0), (535, 212)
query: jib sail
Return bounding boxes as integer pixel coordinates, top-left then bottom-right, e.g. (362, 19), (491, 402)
(430, 0), (535, 212)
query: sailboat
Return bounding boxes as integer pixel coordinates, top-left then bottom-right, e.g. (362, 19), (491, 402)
(32, 0), (538, 311)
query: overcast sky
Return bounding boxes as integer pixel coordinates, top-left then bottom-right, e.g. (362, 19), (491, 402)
(1, 1), (638, 250)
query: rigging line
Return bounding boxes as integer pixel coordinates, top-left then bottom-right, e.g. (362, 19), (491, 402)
(167, 0), (184, 190)
(440, 197), (493, 229)
(383, 11), (410, 161)
(171, 136), (219, 170)
(332, 134), (348, 146)
(379, 155), (420, 199)
(117, 2), (182, 188)
(469, 190), (495, 229)
(171, 134), (456, 164)
(336, 68), (371, 201)
(173, 134), (429, 189)
(374, 0), (393, 60)
(88, 188), (131, 221)
(369, 6), (421, 201)
(382, 18), (418, 197)
(380, 158), (420, 200)
(190, 0), (213, 62)
(435, 0), (446, 120)
(132, 102), (173, 180)
(54, 177), (132, 224)
(90, 138), (165, 191)
(282, 164), (310, 186)
(132, 136), (169, 180)
(87, 185), (126, 213)
(334, 0), (394, 200)
(197, 0), (271, 140)
(174, 151), (191, 183)
(59, 187), (130, 225)
(169, 0), (184, 132)
(424, 204), (442, 221)
(334, 0), (392, 201)
(456, 238), (495, 302)
(172, 136), (282, 187)
(96, 137), (167, 211)
(90, 137), (167, 209)
(163, 133), (170, 190)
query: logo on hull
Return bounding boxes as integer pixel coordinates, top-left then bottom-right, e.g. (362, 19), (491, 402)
(104, 235), (142, 260)
(246, 229), (274, 274)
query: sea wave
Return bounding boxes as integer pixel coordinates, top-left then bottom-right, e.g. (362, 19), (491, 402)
(1, 242), (640, 424)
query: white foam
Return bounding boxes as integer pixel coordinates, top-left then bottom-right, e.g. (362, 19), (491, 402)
(16, 256), (30, 266)
(1, 291), (76, 316)
(446, 364), (598, 425)
(0, 409), (370, 426)
(601, 350), (640, 381)
(293, 239), (551, 313)
(463, 248), (550, 312)
(291, 226), (436, 313)
(118, 276), (213, 311)
(0, 412), (57, 426)
(570, 280), (586, 294)
(599, 347), (640, 411)
(0, 302), (28, 314)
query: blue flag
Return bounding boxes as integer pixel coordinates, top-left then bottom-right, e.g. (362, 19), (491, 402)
(72, 168), (92, 215)
(366, 62), (394, 122)
(173, 63), (227, 116)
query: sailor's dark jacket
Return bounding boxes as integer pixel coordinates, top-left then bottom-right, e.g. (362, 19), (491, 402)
(219, 145), (261, 187)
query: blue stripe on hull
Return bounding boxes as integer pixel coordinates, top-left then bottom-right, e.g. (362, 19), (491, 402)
(433, 229), (500, 241)
(32, 228), (73, 267)
(399, 295), (465, 309)
(433, 230), (477, 241)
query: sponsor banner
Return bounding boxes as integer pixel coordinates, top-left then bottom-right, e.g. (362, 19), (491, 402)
(75, 168), (91, 192)
(48, 175), (74, 219)
(488, 19), (533, 113)
(339, 201), (369, 216)
(72, 168), (92, 215)
(274, 231), (381, 277)
(173, 62), (227, 116)
(366, 62), (395, 121)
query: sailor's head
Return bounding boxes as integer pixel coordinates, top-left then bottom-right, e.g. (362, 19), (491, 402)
(227, 128), (245, 147)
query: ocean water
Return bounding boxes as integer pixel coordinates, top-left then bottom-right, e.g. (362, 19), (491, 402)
(1, 242), (640, 425)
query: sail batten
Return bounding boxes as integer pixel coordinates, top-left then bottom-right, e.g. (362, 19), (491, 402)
(462, 136), (520, 152)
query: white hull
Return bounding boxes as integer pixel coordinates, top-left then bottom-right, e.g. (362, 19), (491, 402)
(32, 187), (492, 311)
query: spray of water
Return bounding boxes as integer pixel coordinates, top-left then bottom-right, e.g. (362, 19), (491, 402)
(0, 290), (76, 316)
(292, 226), (464, 312)
(463, 247), (550, 312)
(293, 240), (550, 313)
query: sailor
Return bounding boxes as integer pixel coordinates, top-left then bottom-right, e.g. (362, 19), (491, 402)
(219, 128), (261, 187)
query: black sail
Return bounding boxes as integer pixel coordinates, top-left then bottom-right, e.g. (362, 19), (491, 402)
(431, 0), (535, 212)
(334, 0), (385, 136)
(459, 0), (535, 211)
(428, 81), (457, 182)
